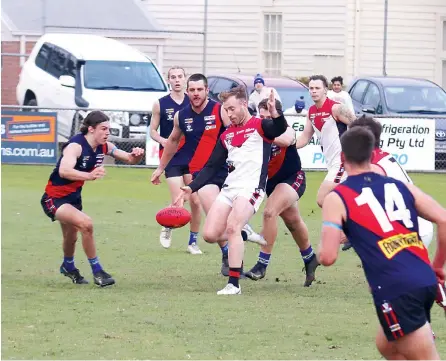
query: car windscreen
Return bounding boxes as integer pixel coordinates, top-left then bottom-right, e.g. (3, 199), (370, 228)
(384, 85), (446, 113)
(83, 60), (167, 91)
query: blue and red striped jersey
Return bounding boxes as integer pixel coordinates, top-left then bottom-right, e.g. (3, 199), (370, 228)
(171, 99), (225, 173)
(158, 94), (188, 152)
(333, 172), (437, 301)
(268, 141), (302, 182)
(44, 134), (107, 198)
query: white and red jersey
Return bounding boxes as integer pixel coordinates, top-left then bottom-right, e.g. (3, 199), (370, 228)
(221, 117), (272, 191)
(308, 98), (347, 168)
(372, 148), (412, 183)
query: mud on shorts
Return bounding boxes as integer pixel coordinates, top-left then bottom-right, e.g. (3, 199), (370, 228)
(266, 170), (306, 198)
(374, 285), (437, 341)
(41, 192), (83, 222)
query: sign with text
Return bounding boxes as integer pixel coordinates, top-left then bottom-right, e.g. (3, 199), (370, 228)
(145, 115), (436, 171)
(1, 111), (58, 164)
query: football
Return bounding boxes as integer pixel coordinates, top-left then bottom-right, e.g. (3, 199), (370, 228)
(156, 206), (191, 228)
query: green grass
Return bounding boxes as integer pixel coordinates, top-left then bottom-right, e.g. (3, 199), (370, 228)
(1, 164), (446, 360)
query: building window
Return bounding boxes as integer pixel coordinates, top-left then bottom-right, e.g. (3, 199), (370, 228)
(263, 13), (282, 75)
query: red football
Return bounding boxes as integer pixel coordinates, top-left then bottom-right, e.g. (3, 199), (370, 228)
(156, 206), (191, 229)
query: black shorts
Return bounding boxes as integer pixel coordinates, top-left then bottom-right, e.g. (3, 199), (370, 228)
(192, 170), (227, 190)
(266, 170), (306, 198)
(375, 285), (437, 341)
(165, 164), (190, 179)
(41, 193), (82, 222)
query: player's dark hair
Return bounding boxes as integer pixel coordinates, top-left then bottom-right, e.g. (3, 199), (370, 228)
(309, 74), (329, 88)
(331, 76), (343, 85)
(257, 98), (283, 113)
(349, 115), (382, 148)
(187, 73), (208, 88)
(219, 85), (247, 102)
(341, 127), (375, 165)
(80, 111), (109, 135)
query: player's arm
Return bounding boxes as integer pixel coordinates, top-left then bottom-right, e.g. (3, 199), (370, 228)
(188, 140), (228, 193)
(273, 127), (296, 147)
(332, 103), (356, 126)
(149, 100), (167, 147)
(158, 111), (184, 171)
(59, 143), (98, 181)
(317, 192), (347, 266)
(106, 142), (144, 165)
(406, 183), (446, 281)
(295, 115), (315, 149)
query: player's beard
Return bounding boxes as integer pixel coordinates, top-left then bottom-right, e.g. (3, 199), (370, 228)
(191, 96), (206, 109)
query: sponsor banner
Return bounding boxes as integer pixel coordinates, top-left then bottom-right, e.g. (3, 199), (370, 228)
(286, 115), (436, 171)
(1, 111), (58, 164)
(145, 116), (436, 171)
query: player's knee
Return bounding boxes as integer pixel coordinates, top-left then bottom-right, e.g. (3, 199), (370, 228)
(202, 225), (218, 243)
(78, 217), (93, 234)
(226, 221), (242, 238)
(263, 207), (279, 221)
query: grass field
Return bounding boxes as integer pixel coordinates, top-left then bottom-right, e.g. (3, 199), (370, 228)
(1, 164), (446, 360)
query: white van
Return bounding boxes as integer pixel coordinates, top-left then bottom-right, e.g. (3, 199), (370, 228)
(16, 33), (169, 140)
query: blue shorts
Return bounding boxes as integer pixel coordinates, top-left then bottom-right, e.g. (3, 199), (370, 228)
(165, 164), (190, 178)
(41, 192), (82, 222)
(192, 168), (228, 190)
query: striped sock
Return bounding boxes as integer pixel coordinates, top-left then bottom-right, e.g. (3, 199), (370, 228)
(229, 267), (242, 288)
(88, 256), (103, 274)
(257, 251), (271, 268)
(300, 246), (315, 264)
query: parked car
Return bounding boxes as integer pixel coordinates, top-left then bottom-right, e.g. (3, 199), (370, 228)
(347, 76), (446, 168)
(206, 74), (312, 112)
(16, 33), (169, 141)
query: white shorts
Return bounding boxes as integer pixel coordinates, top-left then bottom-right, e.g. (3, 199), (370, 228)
(216, 187), (265, 213)
(418, 217), (434, 248)
(325, 163), (347, 184)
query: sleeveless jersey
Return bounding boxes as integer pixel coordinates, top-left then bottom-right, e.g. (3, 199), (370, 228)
(333, 172), (436, 302)
(308, 98), (346, 167)
(220, 116), (272, 191)
(372, 148), (412, 183)
(158, 94), (189, 152)
(172, 99), (225, 173)
(45, 134), (107, 198)
(268, 141), (302, 182)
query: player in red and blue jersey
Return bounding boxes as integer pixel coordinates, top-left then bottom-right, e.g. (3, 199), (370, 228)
(41, 111), (144, 287)
(318, 126), (445, 360)
(244, 98), (319, 287)
(149, 67), (201, 251)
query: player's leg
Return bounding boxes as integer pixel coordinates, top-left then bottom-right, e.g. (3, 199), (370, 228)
(375, 327), (406, 360)
(183, 173), (203, 254)
(55, 204), (115, 287)
(201, 196), (232, 246)
(245, 183), (297, 281)
(218, 191), (264, 295)
(199, 184), (230, 275)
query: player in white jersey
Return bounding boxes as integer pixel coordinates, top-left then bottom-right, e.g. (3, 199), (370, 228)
(295, 75), (356, 208)
(347, 116), (434, 249)
(174, 87), (287, 295)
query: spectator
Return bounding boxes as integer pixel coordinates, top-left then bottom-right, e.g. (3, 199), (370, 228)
(327, 76), (355, 114)
(248, 74), (281, 114)
(285, 98), (308, 116)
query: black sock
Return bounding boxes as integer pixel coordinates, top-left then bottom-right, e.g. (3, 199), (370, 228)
(228, 267), (242, 288)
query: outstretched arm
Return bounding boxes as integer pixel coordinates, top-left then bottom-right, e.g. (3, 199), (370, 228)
(106, 142), (144, 165)
(273, 127), (296, 147)
(295, 115), (315, 149)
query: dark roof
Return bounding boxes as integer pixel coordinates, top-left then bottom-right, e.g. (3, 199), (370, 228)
(209, 73), (308, 89)
(357, 76), (440, 88)
(2, 0), (161, 34)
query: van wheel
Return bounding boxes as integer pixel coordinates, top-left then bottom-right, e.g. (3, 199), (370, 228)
(25, 98), (38, 111)
(71, 113), (83, 136)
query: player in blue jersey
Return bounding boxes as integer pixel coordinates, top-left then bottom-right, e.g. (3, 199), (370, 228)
(318, 127), (445, 360)
(149, 66), (202, 251)
(41, 111), (144, 287)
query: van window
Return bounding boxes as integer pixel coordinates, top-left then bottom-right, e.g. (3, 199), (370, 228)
(35, 43), (52, 70)
(47, 46), (67, 79)
(83, 60), (167, 91)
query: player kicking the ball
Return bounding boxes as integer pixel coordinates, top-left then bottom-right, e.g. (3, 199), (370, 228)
(175, 87), (287, 295)
(318, 127), (445, 360)
(41, 111), (144, 287)
(245, 98), (319, 287)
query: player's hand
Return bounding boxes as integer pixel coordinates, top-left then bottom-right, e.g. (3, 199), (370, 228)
(151, 167), (164, 185)
(434, 267), (445, 284)
(160, 138), (168, 148)
(90, 166), (106, 180)
(267, 89), (280, 119)
(173, 186), (192, 207)
(129, 147), (144, 164)
(435, 282), (446, 311)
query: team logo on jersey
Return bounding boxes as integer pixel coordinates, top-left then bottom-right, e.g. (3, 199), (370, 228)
(166, 108), (175, 121)
(184, 118), (193, 124)
(205, 125), (216, 131)
(271, 144), (281, 157)
(186, 124), (193, 132)
(81, 155), (90, 168)
(204, 115), (216, 125)
(377, 232), (424, 259)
